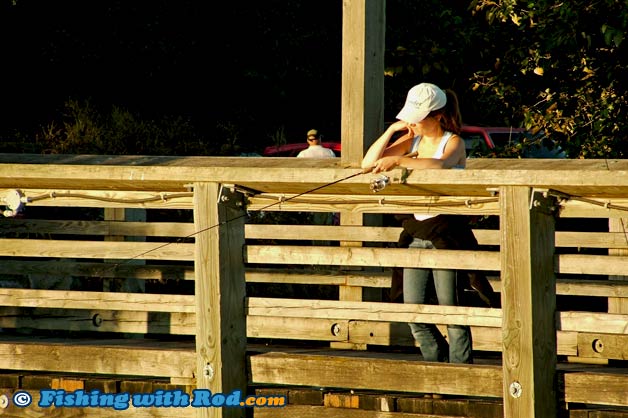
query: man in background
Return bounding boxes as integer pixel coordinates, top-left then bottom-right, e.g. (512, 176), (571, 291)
(297, 129), (336, 158)
(296, 129), (336, 247)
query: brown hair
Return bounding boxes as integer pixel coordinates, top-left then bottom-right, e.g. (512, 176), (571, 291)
(429, 89), (462, 135)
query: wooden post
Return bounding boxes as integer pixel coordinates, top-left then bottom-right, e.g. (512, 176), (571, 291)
(341, 0), (385, 167)
(193, 183), (247, 418)
(499, 186), (557, 418)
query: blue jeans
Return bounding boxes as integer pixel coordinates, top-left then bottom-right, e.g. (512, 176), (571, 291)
(403, 238), (472, 363)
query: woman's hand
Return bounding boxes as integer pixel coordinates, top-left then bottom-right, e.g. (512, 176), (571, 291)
(387, 120), (412, 135)
(371, 156), (401, 173)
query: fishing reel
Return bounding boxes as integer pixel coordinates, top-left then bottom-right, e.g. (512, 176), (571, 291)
(369, 175), (390, 193)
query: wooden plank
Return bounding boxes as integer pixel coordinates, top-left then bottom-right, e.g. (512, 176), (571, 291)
(193, 183), (247, 418)
(247, 297), (628, 334)
(340, 0), (385, 166)
(576, 333), (628, 360)
(564, 372), (628, 407)
(489, 277), (628, 298)
(245, 245), (500, 271)
(346, 322), (579, 356)
(0, 288), (194, 312)
(247, 316), (349, 341)
(0, 260), (195, 280)
(0, 218), (194, 237)
(0, 308), (195, 335)
(249, 351), (503, 397)
(245, 268), (391, 287)
(247, 224), (628, 249)
(246, 298), (502, 328)
(0, 238), (194, 261)
(3, 157), (628, 198)
(557, 254), (628, 276)
(245, 224), (403, 242)
(0, 339), (195, 378)
(499, 186), (557, 418)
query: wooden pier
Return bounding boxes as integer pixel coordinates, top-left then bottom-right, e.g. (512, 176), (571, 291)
(0, 154), (627, 417)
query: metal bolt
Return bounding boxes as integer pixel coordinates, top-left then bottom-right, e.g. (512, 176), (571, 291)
(592, 339), (604, 353)
(92, 313), (103, 327)
(509, 381), (522, 398)
(330, 323), (341, 336)
(0, 394), (8, 409)
(203, 363), (215, 380)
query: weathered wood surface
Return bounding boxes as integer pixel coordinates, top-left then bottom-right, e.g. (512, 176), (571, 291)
(499, 186), (557, 418)
(0, 337), (196, 378)
(193, 183), (247, 418)
(0, 288), (194, 312)
(249, 351), (628, 408)
(1, 155), (628, 197)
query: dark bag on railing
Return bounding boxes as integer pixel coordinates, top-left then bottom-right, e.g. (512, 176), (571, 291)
(394, 214), (499, 308)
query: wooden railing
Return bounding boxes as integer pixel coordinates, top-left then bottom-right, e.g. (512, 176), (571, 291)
(0, 154), (627, 418)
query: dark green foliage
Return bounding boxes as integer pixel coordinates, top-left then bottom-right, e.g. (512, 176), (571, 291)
(1, 1), (627, 158)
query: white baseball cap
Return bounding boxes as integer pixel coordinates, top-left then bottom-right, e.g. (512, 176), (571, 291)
(396, 83), (447, 123)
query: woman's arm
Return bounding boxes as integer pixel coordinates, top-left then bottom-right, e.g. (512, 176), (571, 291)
(370, 134), (466, 173)
(361, 121), (414, 169)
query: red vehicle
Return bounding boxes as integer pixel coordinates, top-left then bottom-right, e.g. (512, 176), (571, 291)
(262, 126), (564, 158)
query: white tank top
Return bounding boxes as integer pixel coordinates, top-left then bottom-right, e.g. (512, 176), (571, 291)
(411, 132), (461, 220)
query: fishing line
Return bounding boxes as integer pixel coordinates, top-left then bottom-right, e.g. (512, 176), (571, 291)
(109, 168), (372, 268)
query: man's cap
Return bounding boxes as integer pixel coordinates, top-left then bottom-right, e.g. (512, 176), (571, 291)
(396, 83), (447, 123)
(307, 129), (319, 138)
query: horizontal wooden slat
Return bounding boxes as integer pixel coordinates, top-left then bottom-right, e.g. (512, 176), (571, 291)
(247, 298), (628, 334)
(0, 338), (196, 378)
(247, 245), (628, 277)
(0, 289), (195, 312)
(489, 277), (628, 297)
(557, 254), (628, 276)
(247, 316), (349, 341)
(577, 333), (628, 360)
(347, 322), (579, 356)
(564, 372), (628, 407)
(0, 218), (194, 237)
(245, 246), (501, 271)
(245, 224), (403, 242)
(245, 267), (391, 287)
(0, 238), (194, 261)
(250, 351), (503, 397)
(0, 260), (195, 280)
(2, 157), (628, 198)
(250, 351), (628, 407)
(246, 298), (502, 328)
(0, 308), (195, 335)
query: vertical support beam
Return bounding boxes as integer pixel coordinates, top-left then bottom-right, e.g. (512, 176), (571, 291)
(103, 208), (125, 292)
(341, 0), (385, 167)
(500, 187), (557, 418)
(193, 183), (247, 418)
(332, 211), (367, 350)
(608, 218), (628, 313)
